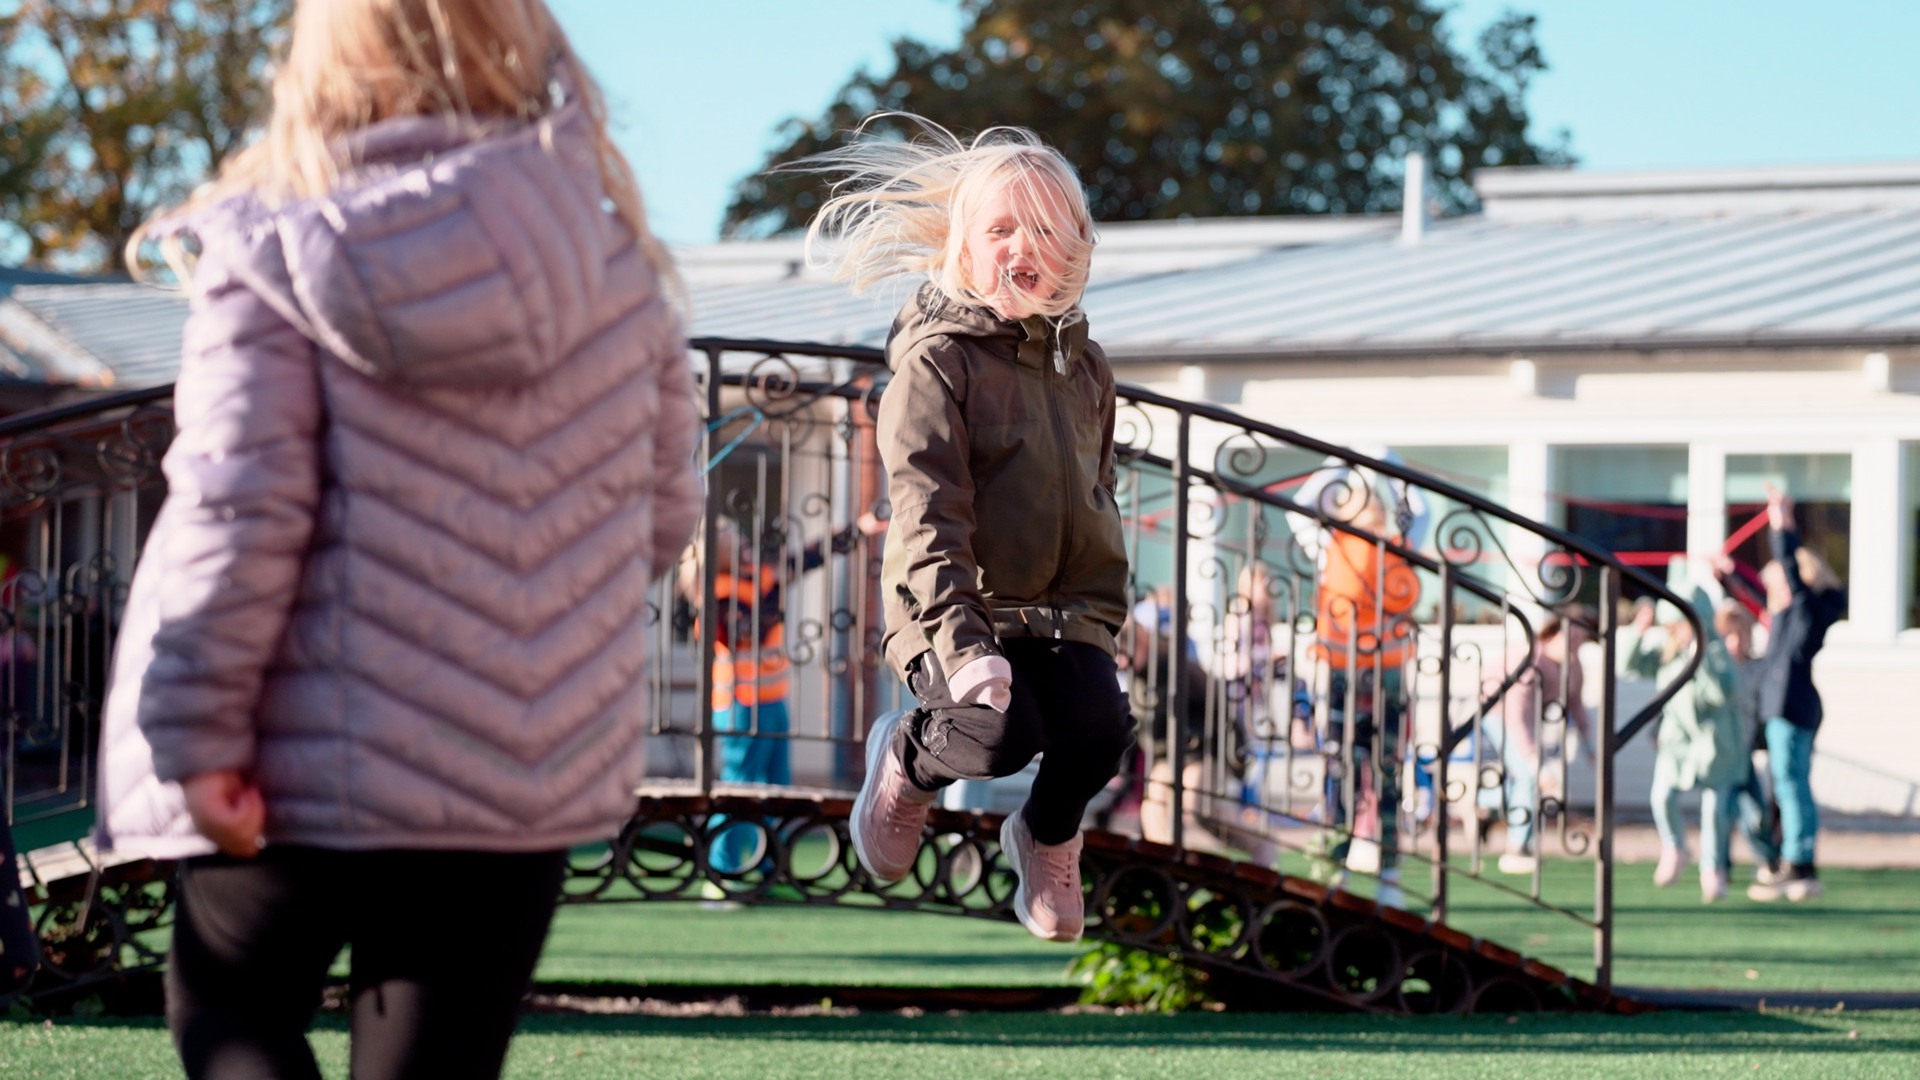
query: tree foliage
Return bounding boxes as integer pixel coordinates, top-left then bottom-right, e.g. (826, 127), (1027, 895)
(0, 0), (292, 271)
(724, 0), (1570, 238)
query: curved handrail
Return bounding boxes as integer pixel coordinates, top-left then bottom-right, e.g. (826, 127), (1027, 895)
(0, 336), (1711, 999)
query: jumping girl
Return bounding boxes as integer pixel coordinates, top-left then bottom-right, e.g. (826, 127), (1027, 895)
(98, 2), (700, 1075)
(796, 118), (1134, 942)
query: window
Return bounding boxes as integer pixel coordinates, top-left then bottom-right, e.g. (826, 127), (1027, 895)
(1394, 446), (1509, 621)
(1554, 446), (1689, 604)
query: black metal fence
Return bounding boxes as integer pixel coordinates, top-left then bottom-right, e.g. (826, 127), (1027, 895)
(2, 340), (1702, 1001)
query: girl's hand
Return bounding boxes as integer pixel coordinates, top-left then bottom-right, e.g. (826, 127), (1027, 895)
(1765, 484), (1793, 532)
(182, 769), (266, 858)
(1630, 599), (1657, 634)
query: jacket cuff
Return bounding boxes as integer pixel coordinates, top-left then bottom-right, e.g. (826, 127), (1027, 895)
(935, 640), (1001, 687)
(949, 655), (1012, 704)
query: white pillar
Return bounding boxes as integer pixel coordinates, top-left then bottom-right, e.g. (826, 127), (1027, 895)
(1687, 442), (1727, 572)
(1847, 439), (1905, 642)
(1507, 439), (1554, 603)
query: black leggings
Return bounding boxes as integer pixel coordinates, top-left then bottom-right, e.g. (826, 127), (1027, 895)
(898, 637), (1135, 845)
(168, 845), (567, 1080)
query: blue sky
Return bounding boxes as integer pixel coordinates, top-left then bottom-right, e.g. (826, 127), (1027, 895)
(548, 1), (1920, 246)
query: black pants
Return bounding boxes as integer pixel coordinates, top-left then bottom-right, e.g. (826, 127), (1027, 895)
(2, 820), (39, 995)
(168, 846), (567, 1080)
(899, 638), (1135, 845)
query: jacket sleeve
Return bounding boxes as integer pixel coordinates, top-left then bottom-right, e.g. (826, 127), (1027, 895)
(1616, 625), (1663, 681)
(647, 331), (704, 576)
(1770, 527), (1810, 600)
(877, 340), (998, 677)
(135, 247), (322, 784)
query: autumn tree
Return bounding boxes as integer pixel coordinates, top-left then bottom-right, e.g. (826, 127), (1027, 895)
(724, 0), (1571, 237)
(0, 0), (292, 271)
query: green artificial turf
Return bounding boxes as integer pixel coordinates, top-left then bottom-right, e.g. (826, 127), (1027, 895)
(7, 1009), (1920, 1080)
(532, 860), (1920, 995)
(538, 901), (1074, 988)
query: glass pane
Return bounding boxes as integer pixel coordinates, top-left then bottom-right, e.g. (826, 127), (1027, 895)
(1554, 447), (1688, 604)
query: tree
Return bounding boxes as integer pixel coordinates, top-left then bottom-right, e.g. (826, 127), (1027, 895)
(0, 1), (292, 272)
(724, 0), (1571, 238)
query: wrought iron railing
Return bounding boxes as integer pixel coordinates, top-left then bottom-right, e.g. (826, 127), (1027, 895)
(2, 339), (1702, 1004)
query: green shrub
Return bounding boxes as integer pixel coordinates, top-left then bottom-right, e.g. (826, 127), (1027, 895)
(1066, 942), (1212, 1013)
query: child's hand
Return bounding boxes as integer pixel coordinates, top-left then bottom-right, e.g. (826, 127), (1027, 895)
(182, 769), (266, 858)
(1630, 599), (1657, 634)
(1765, 484), (1794, 531)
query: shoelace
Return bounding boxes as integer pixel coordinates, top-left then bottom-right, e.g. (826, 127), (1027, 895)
(1032, 844), (1081, 898)
(883, 774), (928, 836)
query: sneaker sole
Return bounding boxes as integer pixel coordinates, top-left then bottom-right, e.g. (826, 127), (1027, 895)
(850, 711), (913, 885)
(1000, 814), (1081, 943)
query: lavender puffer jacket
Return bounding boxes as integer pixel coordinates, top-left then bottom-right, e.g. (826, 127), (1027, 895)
(97, 102), (703, 857)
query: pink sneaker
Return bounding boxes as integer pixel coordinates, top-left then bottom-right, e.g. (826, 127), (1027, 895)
(1000, 810), (1085, 942)
(850, 710), (935, 884)
(1700, 870), (1728, 903)
(1653, 845), (1687, 888)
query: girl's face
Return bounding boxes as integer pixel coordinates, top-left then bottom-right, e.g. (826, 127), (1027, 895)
(962, 171), (1074, 320)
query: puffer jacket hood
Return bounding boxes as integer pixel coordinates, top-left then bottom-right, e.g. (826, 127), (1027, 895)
(98, 99), (703, 859)
(196, 105), (620, 388)
(876, 282), (1127, 681)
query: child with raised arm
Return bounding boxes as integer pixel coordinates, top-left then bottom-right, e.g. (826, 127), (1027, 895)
(795, 118), (1134, 942)
(96, 2), (701, 1075)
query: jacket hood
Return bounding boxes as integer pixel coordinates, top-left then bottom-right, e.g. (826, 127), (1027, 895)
(183, 100), (643, 387)
(888, 281), (1089, 374)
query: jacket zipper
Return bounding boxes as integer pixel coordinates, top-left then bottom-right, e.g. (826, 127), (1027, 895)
(1041, 326), (1074, 638)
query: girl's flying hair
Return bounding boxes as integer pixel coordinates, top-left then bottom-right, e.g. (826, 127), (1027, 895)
(795, 114), (1095, 319)
(130, 0), (680, 308)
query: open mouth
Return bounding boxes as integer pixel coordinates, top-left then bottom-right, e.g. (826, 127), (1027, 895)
(1005, 269), (1042, 292)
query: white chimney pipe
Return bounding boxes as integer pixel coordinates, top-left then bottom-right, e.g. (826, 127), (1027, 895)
(1402, 152), (1428, 245)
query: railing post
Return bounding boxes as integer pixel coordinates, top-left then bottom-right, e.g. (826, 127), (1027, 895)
(1595, 565), (1620, 991)
(1169, 412), (1192, 851)
(1433, 561), (1453, 922)
(696, 346), (723, 795)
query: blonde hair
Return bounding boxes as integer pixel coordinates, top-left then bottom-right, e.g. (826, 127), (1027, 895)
(795, 115), (1095, 319)
(129, 0), (680, 308)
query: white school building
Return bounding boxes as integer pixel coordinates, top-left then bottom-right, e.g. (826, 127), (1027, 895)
(678, 161), (1920, 821)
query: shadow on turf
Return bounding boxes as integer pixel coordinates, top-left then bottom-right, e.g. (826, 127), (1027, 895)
(478, 1010), (1920, 1057)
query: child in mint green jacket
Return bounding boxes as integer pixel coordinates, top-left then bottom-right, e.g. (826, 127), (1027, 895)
(1621, 585), (1747, 902)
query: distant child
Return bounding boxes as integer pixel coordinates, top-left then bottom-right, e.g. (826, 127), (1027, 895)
(1707, 587), (1785, 888)
(1744, 485), (1846, 902)
(1308, 483), (1419, 909)
(1622, 588), (1746, 902)
(796, 117), (1135, 942)
(97, 1), (701, 1075)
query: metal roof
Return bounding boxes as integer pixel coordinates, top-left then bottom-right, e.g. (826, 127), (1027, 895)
(3, 161), (1916, 390)
(685, 165), (1920, 361)
(5, 284), (192, 388)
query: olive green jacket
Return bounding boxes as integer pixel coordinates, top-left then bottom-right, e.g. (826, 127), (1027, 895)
(878, 283), (1131, 680)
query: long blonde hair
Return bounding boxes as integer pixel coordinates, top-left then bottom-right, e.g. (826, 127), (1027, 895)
(129, 0), (680, 307)
(796, 115), (1095, 319)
